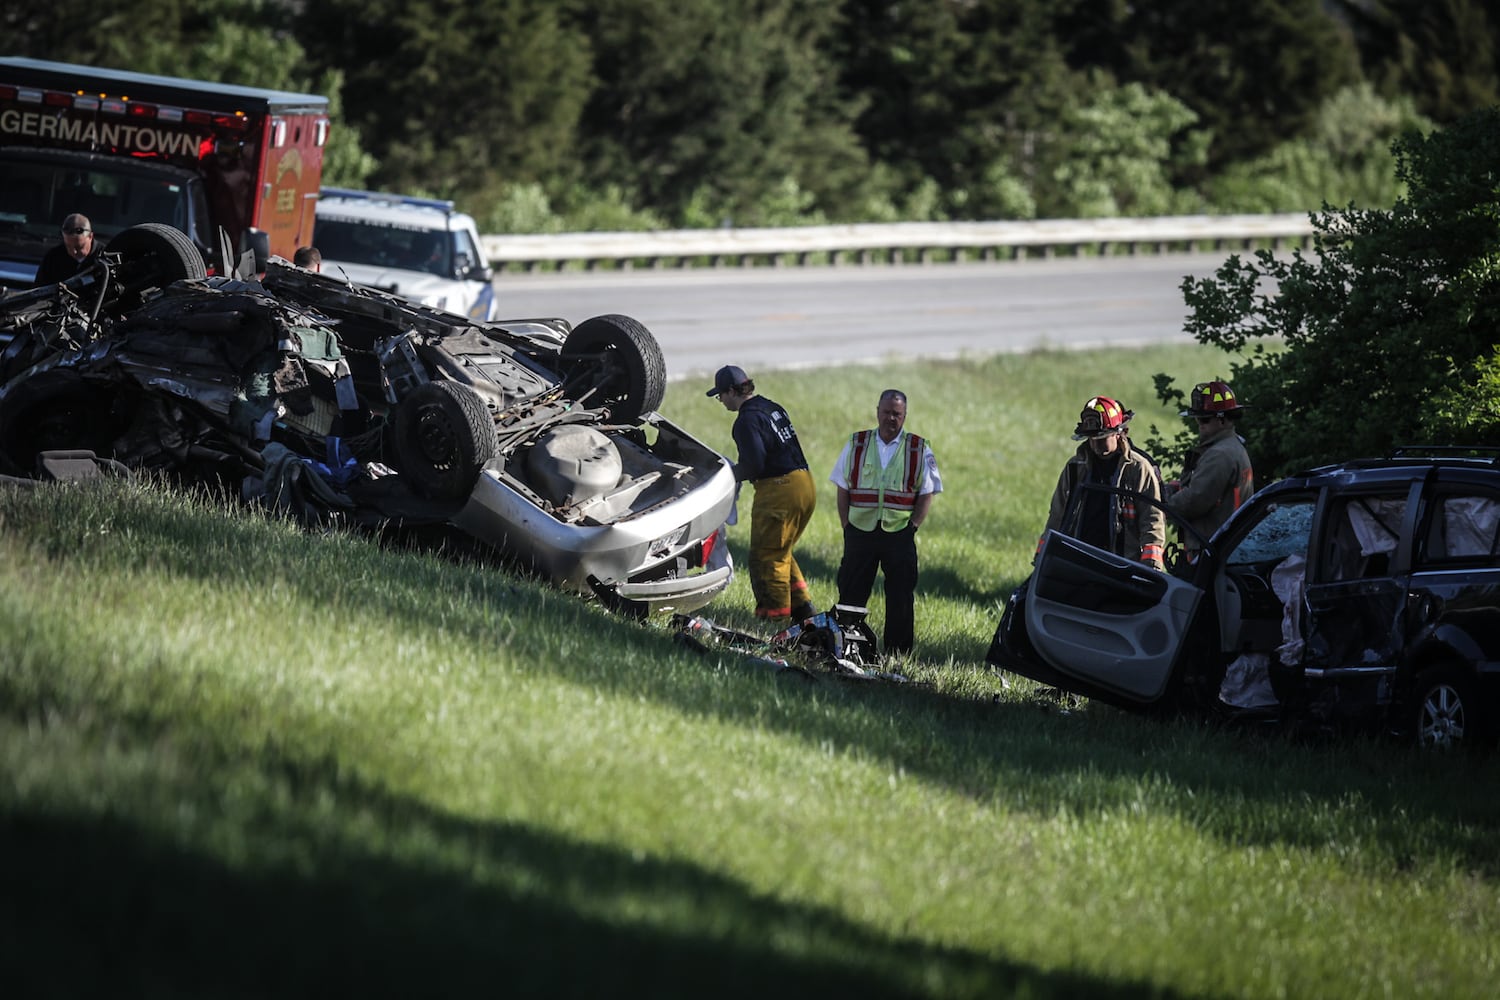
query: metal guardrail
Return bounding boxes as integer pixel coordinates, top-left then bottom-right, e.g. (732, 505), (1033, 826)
(480, 213), (1316, 272)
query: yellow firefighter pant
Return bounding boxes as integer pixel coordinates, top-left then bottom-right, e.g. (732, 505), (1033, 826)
(748, 469), (817, 618)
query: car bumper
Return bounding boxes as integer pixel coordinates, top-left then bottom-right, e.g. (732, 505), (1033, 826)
(451, 460), (738, 614)
(603, 559), (735, 617)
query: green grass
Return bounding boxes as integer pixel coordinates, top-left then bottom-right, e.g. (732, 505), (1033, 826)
(3, 346), (1498, 998)
(674, 343), (1227, 662)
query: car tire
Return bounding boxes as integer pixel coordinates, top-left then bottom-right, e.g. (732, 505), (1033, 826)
(105, 223), (207, 287)
(1412, 663), (1483, 750)
(393, 381), (498, 501)
(560, 314), (666, 424)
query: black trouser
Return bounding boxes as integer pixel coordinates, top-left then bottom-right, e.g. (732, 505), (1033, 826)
(837, 522), (918, 654)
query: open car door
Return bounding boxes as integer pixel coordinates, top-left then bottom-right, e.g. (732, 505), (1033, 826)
(1025, 529), (1203, 705)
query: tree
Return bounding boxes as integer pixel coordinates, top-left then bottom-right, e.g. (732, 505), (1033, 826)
(1206, 84), (1432, 214)
(297, 0), (592, 204)
(1333, 0), (1500, 123)
(1035, 79), (1210, 219)
(565, 0), (870, 226)
(1157, 107), (1500, 480)
(836, 0), (1082, 220)
(1058, 0), (1361, 177)
(4, 0), (375, 191)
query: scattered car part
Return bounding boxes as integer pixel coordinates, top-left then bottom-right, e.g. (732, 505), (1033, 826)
(672, 605), (915, 684)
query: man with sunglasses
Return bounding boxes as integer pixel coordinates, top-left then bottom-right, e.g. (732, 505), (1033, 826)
(33, 214), (101, 286)
(1166, 379), (1255, 557)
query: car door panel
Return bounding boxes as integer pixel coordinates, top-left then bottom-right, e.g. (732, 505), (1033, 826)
(1026, 530), (1202, 703)
(1302, 581), (1406, 671)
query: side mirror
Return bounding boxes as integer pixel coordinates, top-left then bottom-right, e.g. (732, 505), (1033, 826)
(455, 251), (493, 283)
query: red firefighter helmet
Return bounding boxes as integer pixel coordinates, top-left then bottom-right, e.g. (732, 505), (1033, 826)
(1073, 395), (1132, 440)
(1181, 379), (1247, 417)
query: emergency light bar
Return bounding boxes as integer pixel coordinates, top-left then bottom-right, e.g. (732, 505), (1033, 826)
(1, 83), (264, 136)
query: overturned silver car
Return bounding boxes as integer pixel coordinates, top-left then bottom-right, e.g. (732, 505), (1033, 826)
(0, 224), (736, 615)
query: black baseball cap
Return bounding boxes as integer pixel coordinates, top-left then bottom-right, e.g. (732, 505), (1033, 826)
(706, 364), (749, 397)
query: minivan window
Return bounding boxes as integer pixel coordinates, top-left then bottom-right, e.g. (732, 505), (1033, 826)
(1320, 494), (1408, 581)
(1418, 493), (1500, 565)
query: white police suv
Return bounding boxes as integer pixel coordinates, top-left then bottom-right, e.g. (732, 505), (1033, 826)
(312, 187), (496, 321)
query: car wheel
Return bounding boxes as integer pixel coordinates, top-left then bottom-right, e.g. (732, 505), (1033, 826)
(560, 314), (666, 424)
(1412, 664), (1482, 750)
(393, 381), (498, 501)
(105, 223), (207, 290)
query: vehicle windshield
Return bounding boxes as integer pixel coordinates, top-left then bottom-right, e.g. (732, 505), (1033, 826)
(1224, 498), (1316, 567)
(0, 154), (203, 245)
(314, 217), (454, 277)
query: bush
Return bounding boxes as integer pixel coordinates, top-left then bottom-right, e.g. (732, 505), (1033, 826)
(1159, 105), (1500, 480)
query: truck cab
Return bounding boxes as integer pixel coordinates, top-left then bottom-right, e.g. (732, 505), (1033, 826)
(0, 57), (329, 287)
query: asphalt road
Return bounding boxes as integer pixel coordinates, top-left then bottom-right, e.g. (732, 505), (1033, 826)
(489, 253), (1232, 380)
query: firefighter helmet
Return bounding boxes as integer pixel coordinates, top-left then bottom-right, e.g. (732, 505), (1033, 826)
(1181, 379), (1246, 417)
(1073, 395), (1132, 439)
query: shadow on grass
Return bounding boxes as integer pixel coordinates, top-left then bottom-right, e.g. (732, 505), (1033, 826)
(13, 482), (1500, 885)
(364, 544), (1500, 885)
(0, 748), (1183, 1000)
(912, 559), (1014, 607)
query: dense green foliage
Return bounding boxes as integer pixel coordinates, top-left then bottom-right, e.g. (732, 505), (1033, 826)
(1059, 0), (1362, 172)
(6, 0), (1496, 229)
(1162, 105), (1500, 478)
(1335, 0), (1500, 122)
(5, 348), (1500, 996)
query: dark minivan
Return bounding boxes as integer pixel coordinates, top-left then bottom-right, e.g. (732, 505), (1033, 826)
(988, 450), (1500, 748)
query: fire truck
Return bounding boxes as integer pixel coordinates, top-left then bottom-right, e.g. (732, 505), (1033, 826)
(0, 57), (329, 287)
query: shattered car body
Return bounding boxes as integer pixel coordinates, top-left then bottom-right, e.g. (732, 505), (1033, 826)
(988, 455), (1500, 748)
(0, 224), (736, 615)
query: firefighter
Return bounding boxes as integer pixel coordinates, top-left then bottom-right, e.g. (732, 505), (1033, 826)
(708, 365), (818, 622)
(1167, 379), (1255, 554)
(1040, 395), (1165, 570)
(830, 389), (942, 656)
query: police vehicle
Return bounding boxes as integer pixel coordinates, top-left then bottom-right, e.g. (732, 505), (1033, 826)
(313, 187), (495, 321)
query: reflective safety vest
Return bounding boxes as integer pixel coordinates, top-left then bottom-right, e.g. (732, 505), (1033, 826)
(844, 429), (927, 532)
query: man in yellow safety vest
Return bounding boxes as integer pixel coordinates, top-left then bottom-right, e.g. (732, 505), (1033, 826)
(829, 389), (942, 657)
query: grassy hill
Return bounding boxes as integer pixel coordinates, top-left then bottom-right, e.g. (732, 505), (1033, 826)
(3, 346), (1497, 998)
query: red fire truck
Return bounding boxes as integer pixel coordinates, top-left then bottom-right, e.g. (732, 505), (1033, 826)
(0, 57), (329, 287)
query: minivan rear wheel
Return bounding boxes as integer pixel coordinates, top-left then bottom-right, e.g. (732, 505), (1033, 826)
(1412, 664), (1481, 750)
